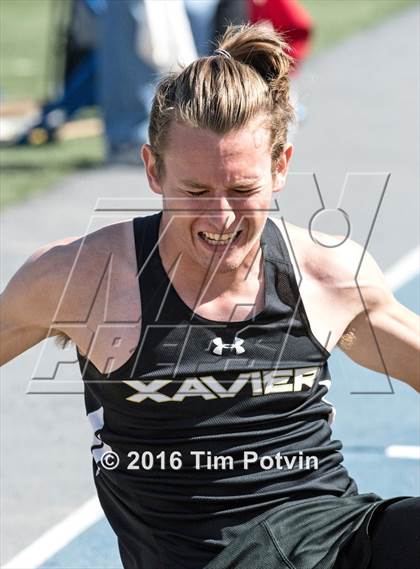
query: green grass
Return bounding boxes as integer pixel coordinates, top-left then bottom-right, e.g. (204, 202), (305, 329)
(301, 0), (416, 53)
(0, 0), (103, 209)
(0, 0), (66, 102)
(0, 0), (416, 210)
(0, 136), (103, 209)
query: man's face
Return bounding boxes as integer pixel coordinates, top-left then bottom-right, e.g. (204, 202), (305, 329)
(143, 116), (292, 276)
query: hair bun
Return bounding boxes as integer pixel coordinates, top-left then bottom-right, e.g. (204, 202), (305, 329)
(217, 23), (294, 88)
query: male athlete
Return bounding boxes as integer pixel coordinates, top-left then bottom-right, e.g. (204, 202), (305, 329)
(1, 24), (419, 569)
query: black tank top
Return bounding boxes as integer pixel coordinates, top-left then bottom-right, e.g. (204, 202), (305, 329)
(78, 212), (358, 569)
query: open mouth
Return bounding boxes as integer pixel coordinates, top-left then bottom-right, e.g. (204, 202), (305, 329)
(198, 230), (242, 246)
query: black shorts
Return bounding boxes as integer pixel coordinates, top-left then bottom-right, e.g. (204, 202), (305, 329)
(202, 493), (411, 569)
(335, 496), (420, 569)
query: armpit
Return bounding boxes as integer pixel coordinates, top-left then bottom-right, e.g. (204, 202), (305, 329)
(53, 330), (73, 349)
(337, 326), (357, 351)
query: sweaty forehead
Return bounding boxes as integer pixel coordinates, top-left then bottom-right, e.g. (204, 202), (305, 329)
(164, 119), (272, 178)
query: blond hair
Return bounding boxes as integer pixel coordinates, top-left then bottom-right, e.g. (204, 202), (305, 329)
(149, 23), (295, 178)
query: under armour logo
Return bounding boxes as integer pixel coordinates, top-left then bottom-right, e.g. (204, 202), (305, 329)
(211, 337), (245, 356)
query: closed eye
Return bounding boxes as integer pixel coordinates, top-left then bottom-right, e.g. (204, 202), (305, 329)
(233, 188), (259, 194)
(186, 190), (207, 196)
(185, 189), (258, 196)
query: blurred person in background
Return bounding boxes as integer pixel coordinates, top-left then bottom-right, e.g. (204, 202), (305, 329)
(99, 0), (219, 166)
(215, 0), (313, 66)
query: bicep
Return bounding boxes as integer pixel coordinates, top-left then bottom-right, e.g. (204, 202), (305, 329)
(0, 317), (50, 365)
(0, 241), (77, 366)
(0, 264), (55, 365)
(339, 294), (420, 390)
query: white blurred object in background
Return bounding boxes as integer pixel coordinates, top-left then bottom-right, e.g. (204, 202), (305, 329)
(138, 0), (198, 72)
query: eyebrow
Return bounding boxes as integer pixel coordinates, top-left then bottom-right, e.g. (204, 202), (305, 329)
(180, 178), (261, 190)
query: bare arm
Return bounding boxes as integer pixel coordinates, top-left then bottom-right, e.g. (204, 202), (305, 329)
(338, 248), (420, 392)
(0, 239), (77, 365)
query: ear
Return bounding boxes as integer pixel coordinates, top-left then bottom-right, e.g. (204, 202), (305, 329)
(272, 143), (293, 193)
(141, 144), (163, 195)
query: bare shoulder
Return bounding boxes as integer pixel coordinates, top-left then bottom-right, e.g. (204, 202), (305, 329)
(3, 219), (136, 328)
(268, 216), (391, 309)
(22, 219), (133, 284)
(0, 219), (137, 363)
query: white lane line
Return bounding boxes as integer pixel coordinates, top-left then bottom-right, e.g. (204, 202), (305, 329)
(378, 249), (419, 463)
(3, 246), (419, 568)
(3, 496), (104, 569)
(385, 245), (419, 290)
(385, 445), (420, 460)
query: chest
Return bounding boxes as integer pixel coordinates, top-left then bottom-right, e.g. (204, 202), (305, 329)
(71, 252), (350, 375)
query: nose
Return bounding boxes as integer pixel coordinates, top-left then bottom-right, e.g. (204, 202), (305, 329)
(205, 195), (236, 232)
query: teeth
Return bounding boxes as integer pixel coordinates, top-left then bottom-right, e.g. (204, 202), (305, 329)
(201, 231), (238, 243)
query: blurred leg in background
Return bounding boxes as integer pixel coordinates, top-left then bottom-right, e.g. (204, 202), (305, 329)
(98, 0), (155, 165)
(99, 0), (218, 166)
(184, 0), (219, 56)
